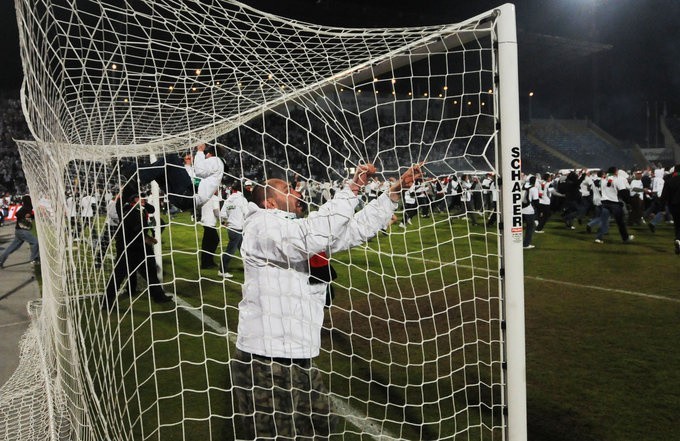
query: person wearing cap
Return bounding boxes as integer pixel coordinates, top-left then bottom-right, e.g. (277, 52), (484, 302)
(102, 190), (172, 310)
(230, 162), (422, 440)
(594, 166), (634, 244)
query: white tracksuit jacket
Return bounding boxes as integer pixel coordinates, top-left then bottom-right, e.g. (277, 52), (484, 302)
(236, 187), (396, 359)
(193, 151), (224, 207)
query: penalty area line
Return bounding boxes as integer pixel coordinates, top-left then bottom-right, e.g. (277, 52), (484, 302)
(357, 245), (680, 304)
(172, 296), (397, 440)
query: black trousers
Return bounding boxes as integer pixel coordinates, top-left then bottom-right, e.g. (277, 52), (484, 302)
(105, 242), (164, 304)
(200, 226), (219, 268)
(670, 204), (680, 241)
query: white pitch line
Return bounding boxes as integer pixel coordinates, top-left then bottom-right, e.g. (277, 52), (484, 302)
(526, 275), (680, 304)
(360, 243), (680, 305)
(172, 296), (397, 440)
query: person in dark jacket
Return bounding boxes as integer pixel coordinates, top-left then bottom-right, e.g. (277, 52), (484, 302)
(660, 164), (680, 254)
(102, 189), (172, 310)
(560, 170), (586, 229)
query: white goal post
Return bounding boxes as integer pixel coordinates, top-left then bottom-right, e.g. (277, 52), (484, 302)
(2, 1), (526, 440)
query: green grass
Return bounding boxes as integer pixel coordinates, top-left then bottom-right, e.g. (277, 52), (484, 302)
(67, 211), (680, 440)
(523, 220), (680, 441)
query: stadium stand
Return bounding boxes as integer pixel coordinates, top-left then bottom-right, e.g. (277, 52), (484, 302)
(526, 118), (636, 170)
(0, 98), (30, 193)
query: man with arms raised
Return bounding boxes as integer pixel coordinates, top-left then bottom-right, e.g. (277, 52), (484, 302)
(231, 162), (422, 440)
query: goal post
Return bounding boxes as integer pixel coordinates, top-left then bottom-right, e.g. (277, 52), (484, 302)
(496, 4), (528, 440)
(3, 1), (527, 440)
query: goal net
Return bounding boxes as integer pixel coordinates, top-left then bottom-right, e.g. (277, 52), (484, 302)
(3, 0), (526, 440)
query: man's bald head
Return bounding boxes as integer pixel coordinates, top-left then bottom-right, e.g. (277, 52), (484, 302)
(251, 179), (284, 208)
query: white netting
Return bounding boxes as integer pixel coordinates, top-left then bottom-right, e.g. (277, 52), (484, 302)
(2, 1), (520, 440)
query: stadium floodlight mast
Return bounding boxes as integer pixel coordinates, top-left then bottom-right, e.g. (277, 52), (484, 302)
(2, 1), (527, 440)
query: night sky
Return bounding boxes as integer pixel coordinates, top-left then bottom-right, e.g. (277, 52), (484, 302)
(1, 0), (679, 143)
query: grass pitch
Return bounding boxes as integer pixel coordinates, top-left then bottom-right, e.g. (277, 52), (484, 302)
(75, 211), (680, 440)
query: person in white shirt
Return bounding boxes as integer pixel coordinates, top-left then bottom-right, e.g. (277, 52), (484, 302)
(535, 173), (553, 233)
(628, 170), (645, 226)
(461, 175), (479, 226)
(647, 167), (671, 232)
(218, 181), (249, 278)
(94, 193), (121, 268)
(585, 170), (604, 234)
(595, 166), (634, 243)
(484, 174), (498, 226)
(80, 193), (97, 243)
(522, 175), (539, 249)
(231, 163), (422, 440)
(193, 143), (225, 209)
(399, 181), (418, 227)
(65, 192), (80, 239)
(445, 175), (462, 213)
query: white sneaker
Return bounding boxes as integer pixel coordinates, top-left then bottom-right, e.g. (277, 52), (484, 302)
(535, 230), (544, 234)
(624, 235), (635, 243)
(218, 271), (233, 279)
(594, 239), (603, 244)
(523, 244), (535, 249)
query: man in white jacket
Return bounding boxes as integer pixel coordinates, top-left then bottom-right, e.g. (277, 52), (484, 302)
(231, 162), (422, 440)
(218, 181), (249, 278)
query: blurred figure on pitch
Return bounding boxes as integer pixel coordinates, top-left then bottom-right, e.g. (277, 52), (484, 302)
(399, 180), (418, 228)
(94, 193), (121, 268)
(628, 170), (645, 226)
(219, 181), (249, 278)
(522, 176), (539, 249)
(535, 173), (554, 233)
(646, 167), (671, 233)
(594, 167), (634, 244)
(0, 195), (40, 268)
(80, 191), (97, 245)
(660, 164), (680, 254)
